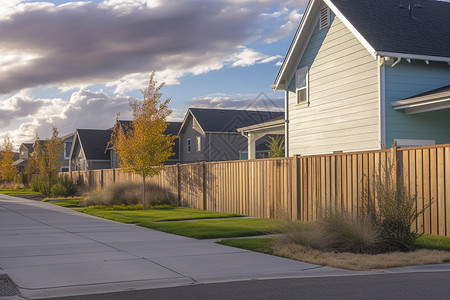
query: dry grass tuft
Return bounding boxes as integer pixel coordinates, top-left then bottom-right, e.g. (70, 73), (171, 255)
(272, 243), (450, 270)
(82, 182), (173, 207)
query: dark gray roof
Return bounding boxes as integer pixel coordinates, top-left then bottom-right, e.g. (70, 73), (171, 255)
(189, 108), (284, 133)
(77, 129), (112, 160)
(331, 0), (450, 58)
(22, 143), (33, 151)
(393, 85), (450, 106)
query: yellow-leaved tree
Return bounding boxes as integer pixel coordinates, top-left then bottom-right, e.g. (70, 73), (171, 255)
(31, 127), (64, 190)
(0, 137), (17, 182)
(111, 72), (176, 209)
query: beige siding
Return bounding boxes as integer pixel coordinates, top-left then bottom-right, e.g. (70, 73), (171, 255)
(288, 11), (379, 155)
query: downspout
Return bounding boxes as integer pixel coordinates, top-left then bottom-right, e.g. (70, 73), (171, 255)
(284, 89), (289, 157)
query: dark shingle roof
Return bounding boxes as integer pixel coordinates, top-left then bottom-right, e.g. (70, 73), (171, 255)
(23, 143), (33, 151)
(189, 108), (284, 133)
(331, 0), (450, 58)
(77, 129), (112, 160)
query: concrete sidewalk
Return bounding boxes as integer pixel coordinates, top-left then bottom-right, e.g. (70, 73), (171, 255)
(0, 195), (448, 299)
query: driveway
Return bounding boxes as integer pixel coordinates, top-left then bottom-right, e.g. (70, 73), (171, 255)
(0, 194), (445, 299)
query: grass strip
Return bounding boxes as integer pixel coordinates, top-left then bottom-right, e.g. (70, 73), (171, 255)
(79, 206), (243, 224)
(0, 188), (41, 197)
(145, 218), (280, 239)
(218, 237), (275, 253)
(44, 198), (83, 207)
(414, 234), (450, 252)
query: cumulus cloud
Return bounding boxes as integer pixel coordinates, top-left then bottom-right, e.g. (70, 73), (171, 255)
(188, 92), (284, 111)
(0, 89), (133, 147)
(0, 0), (299, 95)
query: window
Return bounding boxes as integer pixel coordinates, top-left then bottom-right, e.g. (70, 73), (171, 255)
(239, 151), (248, 160)
(64, 142), (72, 159)
(187, 138), (191, 153)
(296, 67), (308, 104)
(320, 7), (330, 29)
(196, 136), (201, 152)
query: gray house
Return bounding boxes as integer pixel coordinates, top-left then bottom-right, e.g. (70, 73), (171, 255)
(12, 143), (34, 173)
(178, 108), (284, 162)
(107, 120), (182, 168)
(69, 129), (112, 171)
(274, 0), (450, 156)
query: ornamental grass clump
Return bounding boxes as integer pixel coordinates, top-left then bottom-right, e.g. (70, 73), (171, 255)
(277, 211), (383, 254)
(82, 182), (173, 207)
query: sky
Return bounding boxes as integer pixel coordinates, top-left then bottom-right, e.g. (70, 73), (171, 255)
(0, 0), (308, 148)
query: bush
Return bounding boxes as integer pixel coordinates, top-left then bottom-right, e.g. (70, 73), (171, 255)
(16, 172), (28, 186)
(51, 175), (76, 197)
(82, 182), (173, 207)
(30, 176), (52, 195)
(365, 164), (423, 252)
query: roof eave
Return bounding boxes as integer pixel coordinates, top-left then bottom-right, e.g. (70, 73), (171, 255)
(376, 51), (450, 63)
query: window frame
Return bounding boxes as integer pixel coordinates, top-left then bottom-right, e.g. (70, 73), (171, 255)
(296, 66), (309, 104)
(196, 136), (201, 152)
(187, 138), (191, 153)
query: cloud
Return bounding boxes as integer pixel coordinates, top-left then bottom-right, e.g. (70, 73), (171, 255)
(0, 89), (133, 147)
(231, 48), (282, 67)
(0, 0), (299, 95)
(188, 92), (284, 111)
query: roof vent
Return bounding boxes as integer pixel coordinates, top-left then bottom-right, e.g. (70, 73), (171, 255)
(319, 7), (330, 30)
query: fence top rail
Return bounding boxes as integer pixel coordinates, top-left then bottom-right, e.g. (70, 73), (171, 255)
(296, 148), (391, 159)
(397, 143), (450, 152)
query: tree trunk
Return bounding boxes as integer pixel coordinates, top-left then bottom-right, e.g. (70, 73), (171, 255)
(142, 175), (146, 210)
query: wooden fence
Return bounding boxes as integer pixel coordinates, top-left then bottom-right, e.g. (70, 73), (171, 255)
(68, 144), (450, 237)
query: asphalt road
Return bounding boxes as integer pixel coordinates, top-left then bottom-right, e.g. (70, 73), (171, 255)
(50, 271), (450, 300)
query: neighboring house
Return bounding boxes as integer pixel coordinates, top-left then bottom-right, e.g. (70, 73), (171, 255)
(178, 108), (284, 162)
(107, 120), (182, 168)
(60, 132), (75, 172)
(273, 0), (450, 156)
(12, 143), (33, 173)
(69, 129), (112, 171)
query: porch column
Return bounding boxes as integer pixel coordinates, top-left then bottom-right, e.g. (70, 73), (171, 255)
(248, 132), (257, 160)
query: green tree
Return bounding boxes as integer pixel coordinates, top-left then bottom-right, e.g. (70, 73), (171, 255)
(0, 137), (17, 182)
(266, 135), (285, 158)
(111, 72), (176, 209)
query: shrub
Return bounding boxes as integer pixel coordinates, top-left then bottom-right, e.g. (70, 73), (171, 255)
(365, 163), (423, 252)
(82, 182), (173, 207)
(51, 175), (76, 197)
(30, 176), (52, 195)
(16, 172), (28, 186)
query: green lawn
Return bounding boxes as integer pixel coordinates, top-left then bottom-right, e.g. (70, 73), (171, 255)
(414, 234), (450, 251)
(79, 206), (242, 224)
(147, 218), (280, 239)
(218, 234), (450, 255)
(0, 188), (41, 197)
(218, 237), (275, 253)
(43, 197), (84, 208)
(78, 206), (278, 239)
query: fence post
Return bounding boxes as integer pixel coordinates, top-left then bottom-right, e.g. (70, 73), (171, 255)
(88, 170), (93, 187)
(112, 168), (116, 183)
(100, 169), (104, 188)
(177, 163), (181, 206)
(202, 162), (207, 211)
(292, 155), (300, 220)
(390, 145), (404, 198)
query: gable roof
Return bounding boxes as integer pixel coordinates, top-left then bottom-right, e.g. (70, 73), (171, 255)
(274, 0), (450, 90)
(22, 143), (33, 152)
(76, 129), (112, 160)
(180, 108), (284, 134)
(330, 0), (450, 58)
